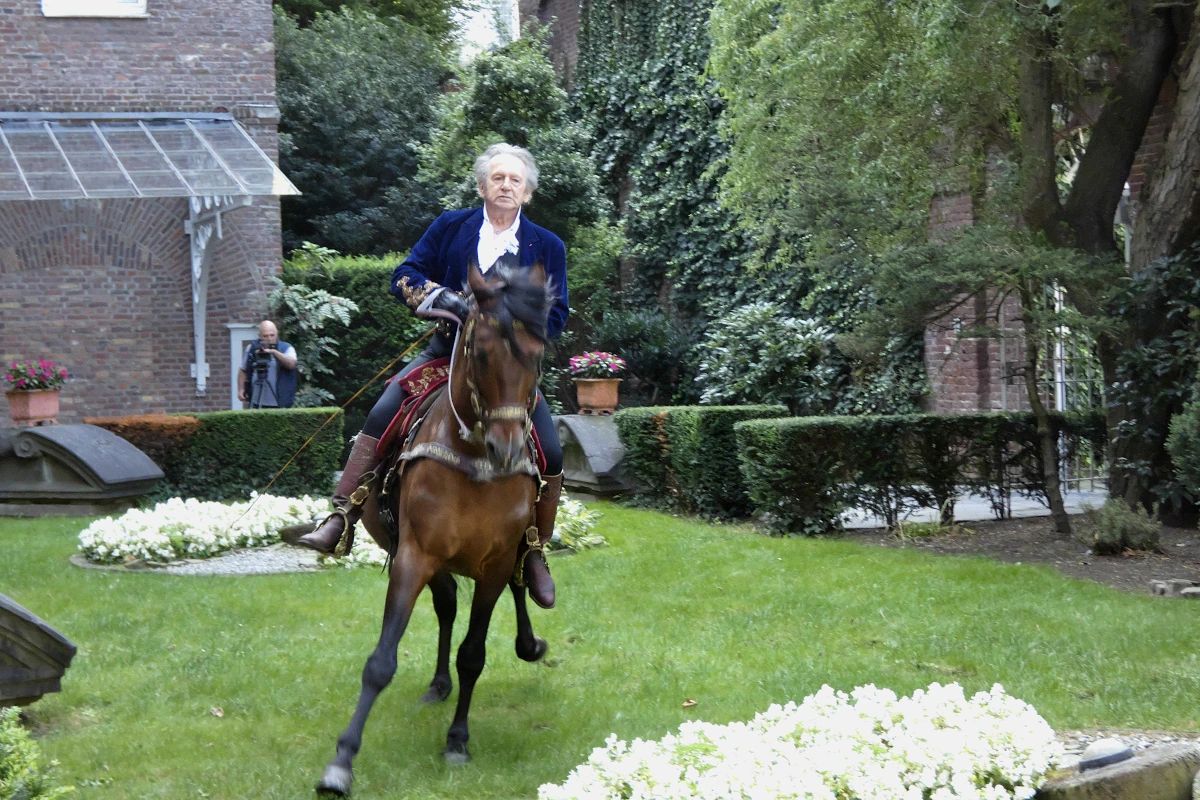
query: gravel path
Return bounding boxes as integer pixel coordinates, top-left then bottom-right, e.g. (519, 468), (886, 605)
(70, 543), (324, 575)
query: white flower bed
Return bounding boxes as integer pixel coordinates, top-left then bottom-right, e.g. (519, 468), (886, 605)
(78, 494), (329, 564)
(539, 683), (1062, 800)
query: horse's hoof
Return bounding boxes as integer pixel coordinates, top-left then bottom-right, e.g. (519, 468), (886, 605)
(420, 677), (453, 704)
(443, 747), (471, 765)
(316, 764), (353, 796)
(516, 636), (548, 663)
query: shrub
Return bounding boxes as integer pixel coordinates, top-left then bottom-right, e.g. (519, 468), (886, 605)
(84, 414), (201, 467)
(0, 707), (74, 799)
(281, 249), (427, 442)
(88, 409), (344, 502)
(275, 7), (446, 255)
(590, 311), (695, 405)
(268, 274), (359, 406)
(734, 411), (1105, 535)
(614, 405), (788, 517)
(1082, 499), (1161, 555)
(168, 409), (344, 501)
(613, 407), (674, 504)
(1167, 374), (1200, 501)
(694, 302), (838, 414)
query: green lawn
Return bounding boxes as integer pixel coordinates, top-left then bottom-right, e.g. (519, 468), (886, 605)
(5, 504), (1199, 799)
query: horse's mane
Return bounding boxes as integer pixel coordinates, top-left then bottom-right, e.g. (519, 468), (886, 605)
(467, 263), (555, 362)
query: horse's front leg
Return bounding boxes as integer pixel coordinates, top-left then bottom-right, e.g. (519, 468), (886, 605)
(421, 571), (457, 703)
(510, 580), (547, 663)
(443, 569), (510, 764)
(317, 548), (434, 796)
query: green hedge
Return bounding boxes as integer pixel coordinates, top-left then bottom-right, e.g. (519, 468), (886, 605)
(159, 408), (344, 501)
(282, 254), (426, 443)
(734, 411), (1106, 535)
(614, 405), (789, 517)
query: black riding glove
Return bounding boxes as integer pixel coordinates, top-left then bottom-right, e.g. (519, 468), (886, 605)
(430, 288), (470, 325)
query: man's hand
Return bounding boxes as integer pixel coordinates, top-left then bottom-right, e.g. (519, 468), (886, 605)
(431, 289), (470, 324)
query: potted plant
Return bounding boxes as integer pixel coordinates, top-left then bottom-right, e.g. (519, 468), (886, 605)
(4, 359), (68, 425)
(569, 351), (626, 415)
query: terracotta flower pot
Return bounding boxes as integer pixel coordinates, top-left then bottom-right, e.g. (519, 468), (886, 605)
(574, 378), (621, 416)
(5, 388), (60, 425)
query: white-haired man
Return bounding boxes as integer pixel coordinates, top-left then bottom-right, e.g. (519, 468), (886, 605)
(299, 143), (569, 610)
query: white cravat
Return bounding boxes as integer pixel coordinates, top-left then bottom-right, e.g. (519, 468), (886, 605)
(478, 207), (521, 273)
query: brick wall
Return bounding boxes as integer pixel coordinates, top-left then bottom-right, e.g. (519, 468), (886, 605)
(925, 292), (1030, 414)
(1128, 75), (1178, 205)
(926, 77), (1179, 415)
(0, 0), (285, 426)
(0, 0), (275, 112)
(0, 197), (280, 424)
(519, 0), (581, 88)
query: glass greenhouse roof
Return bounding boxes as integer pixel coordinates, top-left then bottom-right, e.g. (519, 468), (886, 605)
(0, 114), (299, 200)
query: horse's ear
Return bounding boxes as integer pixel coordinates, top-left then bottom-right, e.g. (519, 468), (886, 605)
(527, 262), (546, 287)
(467, 262), (489, 299)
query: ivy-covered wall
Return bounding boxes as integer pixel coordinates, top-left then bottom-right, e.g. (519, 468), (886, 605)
(575, 0), (745, 319)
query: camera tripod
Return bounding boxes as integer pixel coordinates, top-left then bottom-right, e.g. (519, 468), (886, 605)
(248, 361), (280, 409)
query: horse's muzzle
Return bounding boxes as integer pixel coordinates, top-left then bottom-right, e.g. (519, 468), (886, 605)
(484, 423), (527, 473)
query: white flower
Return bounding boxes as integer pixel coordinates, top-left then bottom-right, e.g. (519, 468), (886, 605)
(538, 683), (1062, 800)
(78, 494), (330, 564)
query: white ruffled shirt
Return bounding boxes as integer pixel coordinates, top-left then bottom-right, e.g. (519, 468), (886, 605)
(477, 207), (521, 273)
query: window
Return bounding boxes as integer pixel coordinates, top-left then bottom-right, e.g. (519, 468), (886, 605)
(42, 0), (147, 18)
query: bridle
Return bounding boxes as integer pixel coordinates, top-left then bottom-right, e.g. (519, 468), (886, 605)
(447, 302), (539, 446)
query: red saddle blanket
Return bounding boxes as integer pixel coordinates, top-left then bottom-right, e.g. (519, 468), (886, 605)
(376, 357), (546, 474)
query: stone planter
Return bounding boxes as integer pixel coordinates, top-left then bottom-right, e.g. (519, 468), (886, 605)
(574, 378), (621, 416)
(5, 389), (60, 425)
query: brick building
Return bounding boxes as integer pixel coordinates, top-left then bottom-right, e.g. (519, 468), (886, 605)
(0, 0), (297, 426)
(518, 0), (582, 88)
(924, 80), (1179, 415)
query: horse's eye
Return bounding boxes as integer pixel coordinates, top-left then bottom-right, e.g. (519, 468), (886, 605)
(474, 349), (489, 369)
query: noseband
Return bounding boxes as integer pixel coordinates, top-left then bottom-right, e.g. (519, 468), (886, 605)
(448, 307), (538, 446)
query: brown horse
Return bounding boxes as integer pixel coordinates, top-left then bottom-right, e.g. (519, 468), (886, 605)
(316, 264), (554, 796)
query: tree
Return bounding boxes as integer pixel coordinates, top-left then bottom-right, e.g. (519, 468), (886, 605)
(273, 0), (467, 44)
(711, 0), (1200, 513)
(275, 8), (448, 256)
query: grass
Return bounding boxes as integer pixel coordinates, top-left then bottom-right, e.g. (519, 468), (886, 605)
(5, 503), (1199, 799)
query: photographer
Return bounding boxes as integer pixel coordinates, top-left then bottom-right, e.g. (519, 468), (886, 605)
(237, 320), (298, 409)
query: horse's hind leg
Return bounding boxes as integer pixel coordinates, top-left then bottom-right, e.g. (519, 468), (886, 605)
(317, 551), (433, 796)
(421, 571), (456, 704)
(510, 581), (547, 663)
(444, 572), (508, 764)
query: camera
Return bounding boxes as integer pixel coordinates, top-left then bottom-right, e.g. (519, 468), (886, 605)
(249, 340), (273, 376)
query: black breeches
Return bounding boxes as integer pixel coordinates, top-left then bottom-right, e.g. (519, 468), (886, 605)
(531, 396), (563, 476)
(360, 345), (564, 476)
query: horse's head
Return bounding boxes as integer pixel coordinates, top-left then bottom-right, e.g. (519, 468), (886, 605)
(458, 262), (553, 472)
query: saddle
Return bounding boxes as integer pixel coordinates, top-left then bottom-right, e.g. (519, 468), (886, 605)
(375, 358), (547, 482)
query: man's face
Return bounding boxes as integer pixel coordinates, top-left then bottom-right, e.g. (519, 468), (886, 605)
(259, 324), (278, 346)
(477, 154), (532, 213)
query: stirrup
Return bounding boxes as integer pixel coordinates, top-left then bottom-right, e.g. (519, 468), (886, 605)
(513, 525), (546, 587)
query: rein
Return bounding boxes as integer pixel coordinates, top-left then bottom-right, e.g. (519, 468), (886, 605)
(446, 305), (536, 447)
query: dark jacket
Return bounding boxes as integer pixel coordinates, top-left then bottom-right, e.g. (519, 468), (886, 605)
(390, 208), (569, 338)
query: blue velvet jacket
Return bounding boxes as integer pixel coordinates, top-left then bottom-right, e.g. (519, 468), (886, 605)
(390, 208), (570, 339)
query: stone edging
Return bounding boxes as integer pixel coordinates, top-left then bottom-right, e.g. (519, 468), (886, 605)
(1038, 741), (1200, 799)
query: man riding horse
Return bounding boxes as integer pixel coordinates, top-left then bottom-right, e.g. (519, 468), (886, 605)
(299, 142), (567, 610)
